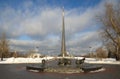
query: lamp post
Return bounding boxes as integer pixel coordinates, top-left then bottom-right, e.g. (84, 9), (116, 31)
(1, 48), (3, 61)
(89, 47), (92, 53)
(89, 47), (92, 57)
(89, 47), (95, 57)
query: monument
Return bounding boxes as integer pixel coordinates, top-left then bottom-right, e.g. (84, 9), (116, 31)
(58, 7), (72, 66)
(60, 7), (68, 57)
(26, 7), (103, 73)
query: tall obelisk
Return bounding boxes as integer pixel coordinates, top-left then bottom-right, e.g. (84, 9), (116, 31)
(61, 7), (67, 57)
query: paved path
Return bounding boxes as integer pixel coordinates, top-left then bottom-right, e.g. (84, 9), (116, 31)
(0, 64), (120, 79)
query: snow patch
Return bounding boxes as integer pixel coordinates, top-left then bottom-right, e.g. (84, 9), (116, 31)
(85, 58), (120, 64)
(0, 57), (120, 64)
(0, 56), (54, 64)
(90, 68), (105, 73)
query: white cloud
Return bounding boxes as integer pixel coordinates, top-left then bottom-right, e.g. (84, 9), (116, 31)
(0, 0), (118, 55)
(0, 5), (97, 39)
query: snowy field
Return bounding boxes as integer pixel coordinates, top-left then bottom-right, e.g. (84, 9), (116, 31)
(84, 58), (120, 64)
(0, 57), (54, 64)
(0, 57), (120, 64)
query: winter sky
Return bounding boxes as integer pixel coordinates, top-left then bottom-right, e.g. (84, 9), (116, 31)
(0, 0), (119, 55)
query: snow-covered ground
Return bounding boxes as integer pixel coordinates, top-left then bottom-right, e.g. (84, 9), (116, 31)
(0, 57), (120, 64)
(85, 58), (120, 64)
(0, 56), (54, 64)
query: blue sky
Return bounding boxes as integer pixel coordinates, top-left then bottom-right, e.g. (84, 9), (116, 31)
(0, 0), (101, 9)
(0, 0), (119, 55)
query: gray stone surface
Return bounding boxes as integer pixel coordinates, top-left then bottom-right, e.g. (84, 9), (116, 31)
(0, 64), (120, 79)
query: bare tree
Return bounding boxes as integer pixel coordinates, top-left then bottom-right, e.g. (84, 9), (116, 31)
(13, 51), (17, 58)
(0, 33), (9, 60)
(95, 47), (108, 58)
(26, 49), (36, 57)
(99, 3), (120, 60)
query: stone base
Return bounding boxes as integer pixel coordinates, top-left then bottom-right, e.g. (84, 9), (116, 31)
(26, 65), (45, 72)
(44, 67), (83, 73)
(81, 65), (103, 72)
